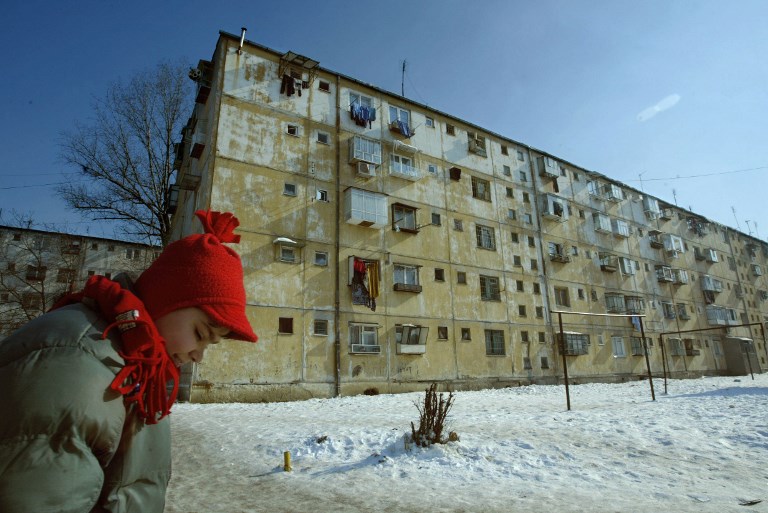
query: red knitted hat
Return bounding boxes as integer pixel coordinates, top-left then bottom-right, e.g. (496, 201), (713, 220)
(135, 210), (257, 342)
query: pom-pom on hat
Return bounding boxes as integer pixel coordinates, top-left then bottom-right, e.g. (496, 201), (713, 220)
(135, 210), (257, 342)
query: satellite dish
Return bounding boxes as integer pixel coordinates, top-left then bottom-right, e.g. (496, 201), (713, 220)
(188, 68), (201, 81)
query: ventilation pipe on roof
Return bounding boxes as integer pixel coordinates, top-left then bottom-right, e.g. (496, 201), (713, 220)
(238, 27), (247, 54)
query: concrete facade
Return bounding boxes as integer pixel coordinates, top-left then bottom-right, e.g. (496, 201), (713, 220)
(170, 31), (768, 403)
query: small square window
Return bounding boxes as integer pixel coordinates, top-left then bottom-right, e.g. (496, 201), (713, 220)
(287, 125), (299, 136)
(435, 268), (445, 281)
(428, 164), (438, 174)
(317, 132), (330, 144)
(536, 306), (544, 318)
(528, 236), (535, 248)
(446, 124), (455, 136)
(316, 189), (329, 202)
(318, 80), (331, 92)
(280, 246), (297, 263)
(508, 209), (516, 220)
(516, 280), (524, 292)
(517, 150), (525, 161)
(284, 183), (297, 196)
(513, 255), (522, 267)
(533, 283), (541, 294)
(522, 192), (530, 203)
(425, 116), (435, 128)
(461, 328), (471, 340)
(506, 187), (514, 198)
(521, 330), (529, 342)
(501, 145), (508, 155)
(437, 326), (448, 340)
(503, 165), (511, 176)
(457, 271), (467, 284)
(511, 232), (519, 243)
(578, 288), (585, 300)
(314, 251), (328, 266)
(431, 213), (441, 225)
(279, 317), (294, 334)
(523, 213), (533, 224)
(579, 209), (585, 219)
(314, 319), (329, 335)
(541, 357), (549, 369)
(538, 331), (546, 343)
(523, 357), (532, 369)
(454, 219), (463, 231)
(518, 305), (527, 317)
(519, 170), (528, 182)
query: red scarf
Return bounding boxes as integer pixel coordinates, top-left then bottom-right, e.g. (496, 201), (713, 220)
(52, 275), (179, 424)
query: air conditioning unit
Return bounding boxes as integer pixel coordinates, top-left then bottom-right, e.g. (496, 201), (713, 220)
(356, 162), (375, 177)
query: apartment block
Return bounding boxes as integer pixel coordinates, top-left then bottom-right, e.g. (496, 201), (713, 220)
(168, 30), (768, 402)
(0, 225), (158, 338)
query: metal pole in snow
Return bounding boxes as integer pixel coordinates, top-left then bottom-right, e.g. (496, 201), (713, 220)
(558, 311), (571, 411)
(639, 317), (655, 401)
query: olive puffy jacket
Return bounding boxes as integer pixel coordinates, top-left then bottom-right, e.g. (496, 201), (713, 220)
(0, 303), (171, 513)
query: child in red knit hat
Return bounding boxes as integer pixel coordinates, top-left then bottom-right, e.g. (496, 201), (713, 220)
(0, 210), (256, 513)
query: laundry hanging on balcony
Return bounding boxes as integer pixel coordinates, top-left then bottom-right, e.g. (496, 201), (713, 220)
(350, 104), (376, 128)
(351, 257), (379, 311)
(394, 120), (413, 137)
(280, 74), (301, 97)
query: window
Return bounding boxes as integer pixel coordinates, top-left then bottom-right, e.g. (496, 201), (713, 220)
(278, 317), (294, 334)
(283, 183), (297, 196)
(517, 150), (525, 161)
(518, 170), (528, 182)
(554, 287), (570, 307)
(446, 123), (455, 136)
(390, 153), (416, 179)
(577, 288), (585, 300)
(501, 145), (509, 155)
(503, 165), (511, 176)
(437, 326), (448, 340)
(435, 268), (445, 281)
(668, 338), (684, 356)
(461, 328), (471, 340)
(538, 332), (546, 343)
(90, 242), (98, 250)
(7, 262), (15, 272)
(394, 264), (419, 286)
(662, 301), (676, 319)
(508, 209), (516, 220)
(457, 272), (467, 284)
(467, 132), (487, 156)
(530, 259), (538, 271)
(485, 330), (505, 356)
(522, 192), (530, 203)
(317, 132), (330, 144)
(528, 236), (535, 248)
(389, 105), (410, 125)
(316, 189), (329, 202)
(540, 357), (549, 369)
(392, 203), (417, 232)
(559, 333), (589, 355)
(510, 232), (519, 243)
(454, 219), (463, 231)
(506, 187), (514, 198)
(314, 319), (329, 336)
(516, 280), (524, 292)
(533, 283), (541, 294)
(431, 213), (441, 226)
(521, 331), (530, 342)
(475, 224), (496, 250)
(56, 268), (76, 284)
(318, 80), (331, 92)
(25, 265), (47, 281)
(428, 163), (438, 174)
(280, 246), (297, 263)
(314, 251), (328, 266)
(350, 92), (373, 109)
(630, 337), (646, 356)
(518, 305), (527, 317)
(21, 292), (41, 310)
(350, 135), (382, 165)
(605, 294), (625, 313)
(125, 248), (141, 259)
(471, 176), (491, 201)
(513, 255), (522, 267)
(287, 124), (299, 136)
(612, 336), (626, 357)
(523, 357), (532, 370)
(676, 303), (690, 320)
(480, 275), (501, 301)
(522, 213), (533, 224)
(396, 325), (427, 346)
(350, 323), (380, 353)
(425, 116), (434, 128)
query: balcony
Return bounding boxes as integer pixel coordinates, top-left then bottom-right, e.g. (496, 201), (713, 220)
(389, 161), (421, 181)
(599, 254), (618, 272)
(549, 252), (571, 263)
(394, 283), (422, 293)
(648, 230), (664, 249)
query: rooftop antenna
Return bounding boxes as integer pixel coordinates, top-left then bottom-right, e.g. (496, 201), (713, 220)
(638, 171), (646, 192)
(238, 27), (247, 55)
(745, 220), (753, 236)
(401, 59), (406, 97)
(672, 188), (678, 206)
(731, 206), (741, 230)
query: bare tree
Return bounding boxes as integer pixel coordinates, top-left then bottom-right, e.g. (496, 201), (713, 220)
(58, 61), (192, 246)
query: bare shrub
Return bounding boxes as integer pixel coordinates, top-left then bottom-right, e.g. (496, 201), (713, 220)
(410, 383), (456, 447)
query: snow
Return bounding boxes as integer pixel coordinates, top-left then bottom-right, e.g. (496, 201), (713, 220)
(165, 375), (768, 512)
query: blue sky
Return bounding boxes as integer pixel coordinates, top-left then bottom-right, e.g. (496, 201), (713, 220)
(2, 0), (767, 241)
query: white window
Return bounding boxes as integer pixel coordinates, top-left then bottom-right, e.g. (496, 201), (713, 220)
(349, 92), (373, 109)
(314, 251), (328, 266)
(428, 164), (438, 174)
(316, 189), (329, 202)
(349, 323), (379, 353)
(611, 336), (626, 357)
(425, 116), (434, 128)
(394, 264), (419, 286)
(593, 213), (612, 232)
(612, 219), (630, 237)
(619, 257), (635, 275)
(349, 136), (382, 165)
(390, 154), (417, 179)
(389, 105), (410, 125)
(475, 224), (496, 250)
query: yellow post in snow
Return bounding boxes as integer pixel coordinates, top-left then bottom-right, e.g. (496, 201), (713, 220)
(283, 451), (292, 472)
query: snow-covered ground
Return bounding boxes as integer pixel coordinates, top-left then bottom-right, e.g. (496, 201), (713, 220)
(165, 374), (768, 513)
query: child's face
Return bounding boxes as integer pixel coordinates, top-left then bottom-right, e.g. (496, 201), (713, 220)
(154, 307), (229, 366)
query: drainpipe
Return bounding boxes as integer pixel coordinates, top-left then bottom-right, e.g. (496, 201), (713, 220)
(333, 73), (342, 397)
